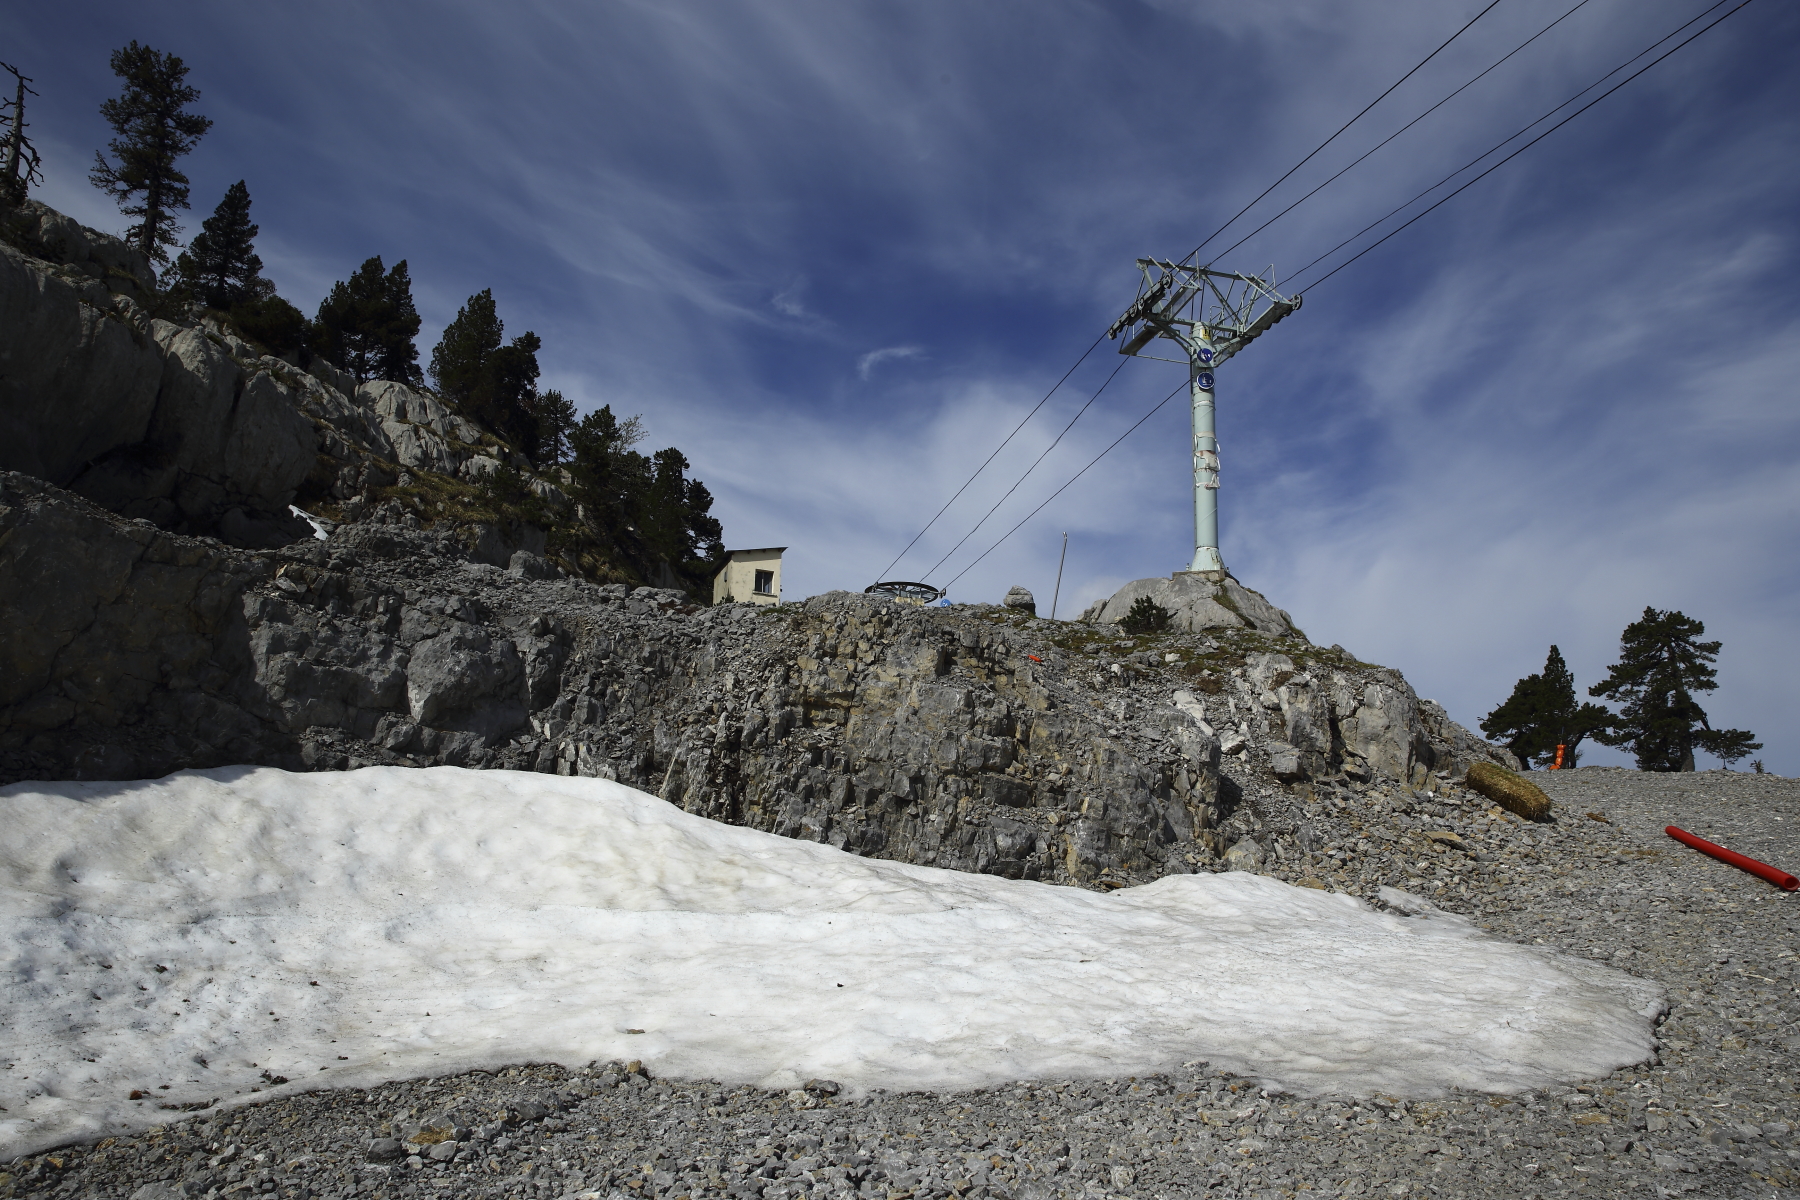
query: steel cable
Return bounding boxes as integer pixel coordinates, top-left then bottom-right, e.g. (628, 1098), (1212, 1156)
(1290, 0), (1754, 291)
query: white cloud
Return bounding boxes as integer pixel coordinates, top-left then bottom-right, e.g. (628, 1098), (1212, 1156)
(856, 345), (924, 381)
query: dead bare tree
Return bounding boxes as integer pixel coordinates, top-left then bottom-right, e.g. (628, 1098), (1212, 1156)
(0, 60), (44, 205)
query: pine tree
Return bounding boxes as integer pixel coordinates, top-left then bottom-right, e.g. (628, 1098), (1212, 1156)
(535, 389), (577, 466)
(1480, 645), (1612, 768)
(314, 256), (423, 385)
(1119, 596), (1173, 635)
(565, 404), (648, 531)
(88, 43), (212, 264)
(172, 180), (263, 309)
(642, 447), (724, 568)
(1589, 607), (1761, 772)
(429, 289), (541, 460)
(229, 293), (311, 359)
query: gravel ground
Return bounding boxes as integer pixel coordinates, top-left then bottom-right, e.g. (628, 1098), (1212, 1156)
(6, 769), (1796, 1200)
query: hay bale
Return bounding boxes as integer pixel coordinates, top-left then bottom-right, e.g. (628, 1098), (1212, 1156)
(1466, 761), (1551, 821)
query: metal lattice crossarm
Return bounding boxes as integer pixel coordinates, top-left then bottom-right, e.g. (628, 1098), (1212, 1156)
(1106, 258), (1303, 575)
(1108, 260), (1301, 366)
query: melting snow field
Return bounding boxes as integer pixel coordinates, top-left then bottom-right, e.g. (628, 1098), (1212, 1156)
(2, 767), (1663, 1156)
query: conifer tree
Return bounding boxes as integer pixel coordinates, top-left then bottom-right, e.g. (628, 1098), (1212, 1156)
(1480, 645), (1611, 768)
(535, 389), (577, 466)
(1589, 608), (1761, 771)
(563, 407), (722, 576)
(172, 180), (263, 309)
(1119, 597), (1173, 635)
(642, 447), (723, 568)
(564, 404), (646, 530)
(89, 43), (212, 264)
(314, 256), (423, 385)
(429, 289), (541, 459)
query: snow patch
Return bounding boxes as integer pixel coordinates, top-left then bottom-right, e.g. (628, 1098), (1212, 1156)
(0, 766), (1662, 1155)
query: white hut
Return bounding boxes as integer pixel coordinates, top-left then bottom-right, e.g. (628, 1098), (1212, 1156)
(712, 547), (785, 606)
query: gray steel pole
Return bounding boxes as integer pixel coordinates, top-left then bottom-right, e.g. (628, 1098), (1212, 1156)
(1050, 532), (1068, 619)
(1188, 334), (1223, 573)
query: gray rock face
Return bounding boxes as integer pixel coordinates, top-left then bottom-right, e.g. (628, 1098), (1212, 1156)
(0, 231), (323, 543)
(0, 242), (164, 485)
(359, 379), (486, 475)
(0, 200), (560, 551)
(8, 199), (157, 297)
(1080, 572), (1299, 636)
(1002, 585), (1036, 615)
(0, 473), (279, 780)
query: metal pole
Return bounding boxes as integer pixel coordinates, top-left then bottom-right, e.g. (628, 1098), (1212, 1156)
(1050, 532), (1068, 619)
(1188, 333), (1223, 573)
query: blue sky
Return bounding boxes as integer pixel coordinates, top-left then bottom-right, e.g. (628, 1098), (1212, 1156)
(11, 0), (1798, 771)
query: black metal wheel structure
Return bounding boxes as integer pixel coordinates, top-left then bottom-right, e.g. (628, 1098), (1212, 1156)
(864, 581), (943, 605)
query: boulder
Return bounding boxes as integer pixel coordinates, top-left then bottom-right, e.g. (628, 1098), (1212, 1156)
(1080, 572), (1300, 637)
(1338, 679), (1429, 784)
(1223, 837), (1265, 871)
(1002, 585), (1036, 615)
(405, 623), (527, 741)
(464, 521), (548, 568)
(508, 550), (560, 580)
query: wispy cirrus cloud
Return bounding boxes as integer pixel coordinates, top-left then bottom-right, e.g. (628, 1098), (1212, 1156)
(856, 345), (925, 381)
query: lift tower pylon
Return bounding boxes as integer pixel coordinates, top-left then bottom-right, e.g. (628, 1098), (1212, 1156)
(1106, 260), (1300, 575)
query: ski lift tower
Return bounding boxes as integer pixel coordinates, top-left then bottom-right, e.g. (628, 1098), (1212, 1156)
(1106, 260), (1300, 575)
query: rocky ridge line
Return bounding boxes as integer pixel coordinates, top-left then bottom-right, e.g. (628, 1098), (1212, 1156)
(5, 470), (1520, 892)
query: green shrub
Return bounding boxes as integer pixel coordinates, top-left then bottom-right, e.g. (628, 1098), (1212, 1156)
(1119, 596), (1172, 635)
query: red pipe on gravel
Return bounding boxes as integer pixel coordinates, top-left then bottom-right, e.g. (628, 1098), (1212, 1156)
(1665, 826), (1798, 891)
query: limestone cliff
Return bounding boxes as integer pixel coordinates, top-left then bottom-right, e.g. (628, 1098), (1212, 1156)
(1, 199), (563, 554)
(0, 473), (1515, 887)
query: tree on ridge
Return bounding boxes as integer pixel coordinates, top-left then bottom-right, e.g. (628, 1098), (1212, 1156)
(172, 179), (263, 309)
(89, 42), (212, 264)
(314, 256), (424, 385)
(1480, 645), (1612, 769)
(430, 289), (541, 461)
(1589, 607), (1760, 771)
(1, 61), (45, 205)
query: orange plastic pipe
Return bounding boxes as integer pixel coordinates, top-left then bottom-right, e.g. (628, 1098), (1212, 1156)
(1665, 826), (1798, 891)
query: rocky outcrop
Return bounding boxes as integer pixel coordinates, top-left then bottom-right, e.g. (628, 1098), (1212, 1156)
(0, 241), (164, 486)
(1080, 571), (1300, 636)
(0, 473), (287, 779)
(1, 225), (319, 543)
(0, 201), (563, 550)
(0, 475), (1516, 890)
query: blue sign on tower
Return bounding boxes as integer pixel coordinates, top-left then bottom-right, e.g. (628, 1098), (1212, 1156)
(1196, 371), (1215, 391)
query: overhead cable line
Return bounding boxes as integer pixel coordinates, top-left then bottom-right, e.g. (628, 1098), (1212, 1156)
(1178, 0), (1507, 267)
(882, 0), (1505, 582)
(875, 332), (1106, 581)
(925, 0), (1757, 588)
(1209, 0), (1599, 265)
(919, 357), (1132, 583)
(1291, 0), (1754, 291)
(941, 381), (1188, 590)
